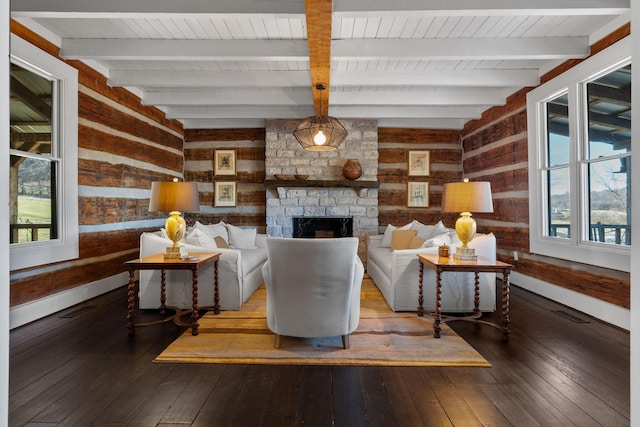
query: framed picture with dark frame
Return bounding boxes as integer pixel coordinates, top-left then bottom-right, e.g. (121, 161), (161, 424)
(214, 181), (237, 207)
(214, 149), (237, 176)
(408, 150), (430, 176)
(407, 182), (429, 208)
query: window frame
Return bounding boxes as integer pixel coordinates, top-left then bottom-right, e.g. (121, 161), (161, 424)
(527, 36), (631, 273)
(9, 34), (79, 271)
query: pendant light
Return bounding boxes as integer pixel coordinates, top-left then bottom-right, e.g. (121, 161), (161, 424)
(293, 83), (347, 151)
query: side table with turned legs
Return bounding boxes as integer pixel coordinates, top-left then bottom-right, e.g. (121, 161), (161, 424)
(417, 253), (513, 342)
(124, 252), (220, 336)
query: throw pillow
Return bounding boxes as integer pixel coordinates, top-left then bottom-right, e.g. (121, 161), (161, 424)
(431, 220), (449, 238)
(380, 222), (412, 247)
(227, 223), (257, 249)
(409, 236), (426, 249)
(160, 227), (188, 243)
(412, 223), (436, 240)
(412, 220), (449, 240)
(194, 221), (228, 243)
(390, 229), (418, 251)
(214, 236), (229, 248)
(422, 232), (452, 248)
(448, 228), (461, 243)
(185, 228), (217, 249)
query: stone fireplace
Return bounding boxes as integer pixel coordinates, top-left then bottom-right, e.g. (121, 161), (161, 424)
(265, 119), (379, 255)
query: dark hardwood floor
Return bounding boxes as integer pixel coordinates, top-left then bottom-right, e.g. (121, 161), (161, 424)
(9, 280), (629, 426)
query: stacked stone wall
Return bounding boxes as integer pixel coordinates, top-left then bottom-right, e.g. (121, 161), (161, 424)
(265, 119), (379, 259)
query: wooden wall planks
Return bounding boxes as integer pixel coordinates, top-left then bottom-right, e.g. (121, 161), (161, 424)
(10, 21), (183, 306)
(183, 129), (266, 230)
(460, 26), (631, 309)
(377, 128), (462, 229)
(8, 20), (631, 311)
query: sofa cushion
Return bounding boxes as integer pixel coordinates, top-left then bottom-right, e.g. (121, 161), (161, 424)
(367, 245), (393, 278)
(185, 228), (217, 249)
(390, 229), (418, 251)
(421, 232), (452, 248)
(380, 222), (412, 247)
(240, 247), (268, 275)
(194, 221), (228, 242)
(227, 223), (257, 249)
(412, 220), (448, 240)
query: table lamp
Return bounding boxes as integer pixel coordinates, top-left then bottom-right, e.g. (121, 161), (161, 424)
(441, 179), (493, 260)
(148, 178), (200, 258)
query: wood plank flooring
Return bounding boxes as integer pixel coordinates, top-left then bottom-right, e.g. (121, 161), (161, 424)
(9, 282), (629, 426)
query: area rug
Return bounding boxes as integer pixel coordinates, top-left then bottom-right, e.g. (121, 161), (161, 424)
(154, 278), (490, 367)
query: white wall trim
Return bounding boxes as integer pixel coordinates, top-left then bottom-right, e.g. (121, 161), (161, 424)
(1, 0), (11, 422)
(10, 273), (129, 329)
(511, 272), (630, 331)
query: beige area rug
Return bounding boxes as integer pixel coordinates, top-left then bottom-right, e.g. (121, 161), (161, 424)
(155, 278), (490, 367)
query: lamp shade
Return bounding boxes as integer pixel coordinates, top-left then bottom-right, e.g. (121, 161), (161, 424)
(441, 180), (493, 214)
(149, 181), (200, 213)
(293, 115), (348, 151)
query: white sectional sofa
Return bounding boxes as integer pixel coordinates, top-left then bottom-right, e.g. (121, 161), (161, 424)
(367, 221), (497, 313)
(138, 222), (268, 311)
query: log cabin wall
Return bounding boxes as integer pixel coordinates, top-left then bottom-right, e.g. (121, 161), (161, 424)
(377, 128), (463, 231)
(460, 24), (631, 310)
(9, 18), (630, 317)
(183, 129), (266, 231)
(9, 21), (185, 308)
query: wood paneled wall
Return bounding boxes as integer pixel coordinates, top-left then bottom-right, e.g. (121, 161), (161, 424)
(183, 129), (266, 231)
(377, 128), (463, 229)
(9, 19), (630, 311)
(10, 21), (184, 307)
(460, 24), (631, 309)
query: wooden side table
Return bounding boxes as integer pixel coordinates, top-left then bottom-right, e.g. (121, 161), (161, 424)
(417, 254), (513, 342)
(125, 252), (220, 336)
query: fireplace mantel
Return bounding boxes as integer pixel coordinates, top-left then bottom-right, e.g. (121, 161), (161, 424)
(264, 179), (379, 189)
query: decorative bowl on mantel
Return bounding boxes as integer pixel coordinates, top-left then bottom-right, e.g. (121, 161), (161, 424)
(274, 174), (289, 180)
(294, 174), (309, 180)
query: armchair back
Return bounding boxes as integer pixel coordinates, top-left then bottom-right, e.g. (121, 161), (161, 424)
(262, 237), (364, 347)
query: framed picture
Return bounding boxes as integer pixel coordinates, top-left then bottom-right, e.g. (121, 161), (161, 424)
(407, 182), (429, 208)
(214, 181), (237, 207)
(214, 149), (237, 176)
(408, 150), (430, 176)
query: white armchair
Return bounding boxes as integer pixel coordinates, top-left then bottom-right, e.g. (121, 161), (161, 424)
(261, 237), (365, 349)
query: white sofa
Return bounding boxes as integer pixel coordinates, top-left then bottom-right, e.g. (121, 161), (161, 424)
(367, 224), (497, 313)
(138, 223), (268, 311)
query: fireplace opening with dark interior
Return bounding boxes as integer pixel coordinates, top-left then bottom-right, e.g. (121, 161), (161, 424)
(293, 217), (353, 238)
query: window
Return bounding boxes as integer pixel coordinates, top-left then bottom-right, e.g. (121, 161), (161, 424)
(528, 37), (631, 272)
(9, 35), (78, 270)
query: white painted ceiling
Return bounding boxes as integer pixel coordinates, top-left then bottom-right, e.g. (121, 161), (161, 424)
(11, 0), (631, 130)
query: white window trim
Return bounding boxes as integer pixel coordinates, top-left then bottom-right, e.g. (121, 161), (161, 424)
(10, 35), (79, 271)
(527, 36), (631, 273)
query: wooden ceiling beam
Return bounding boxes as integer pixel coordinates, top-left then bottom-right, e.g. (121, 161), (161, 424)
(305, 0), (333, 116)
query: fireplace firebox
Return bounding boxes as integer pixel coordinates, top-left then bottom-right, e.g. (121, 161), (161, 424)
(293, 217), (353, 238)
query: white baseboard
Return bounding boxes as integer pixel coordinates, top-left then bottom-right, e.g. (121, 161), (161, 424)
(10, 273), (129, 329)
(511, 271), (630, 331)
